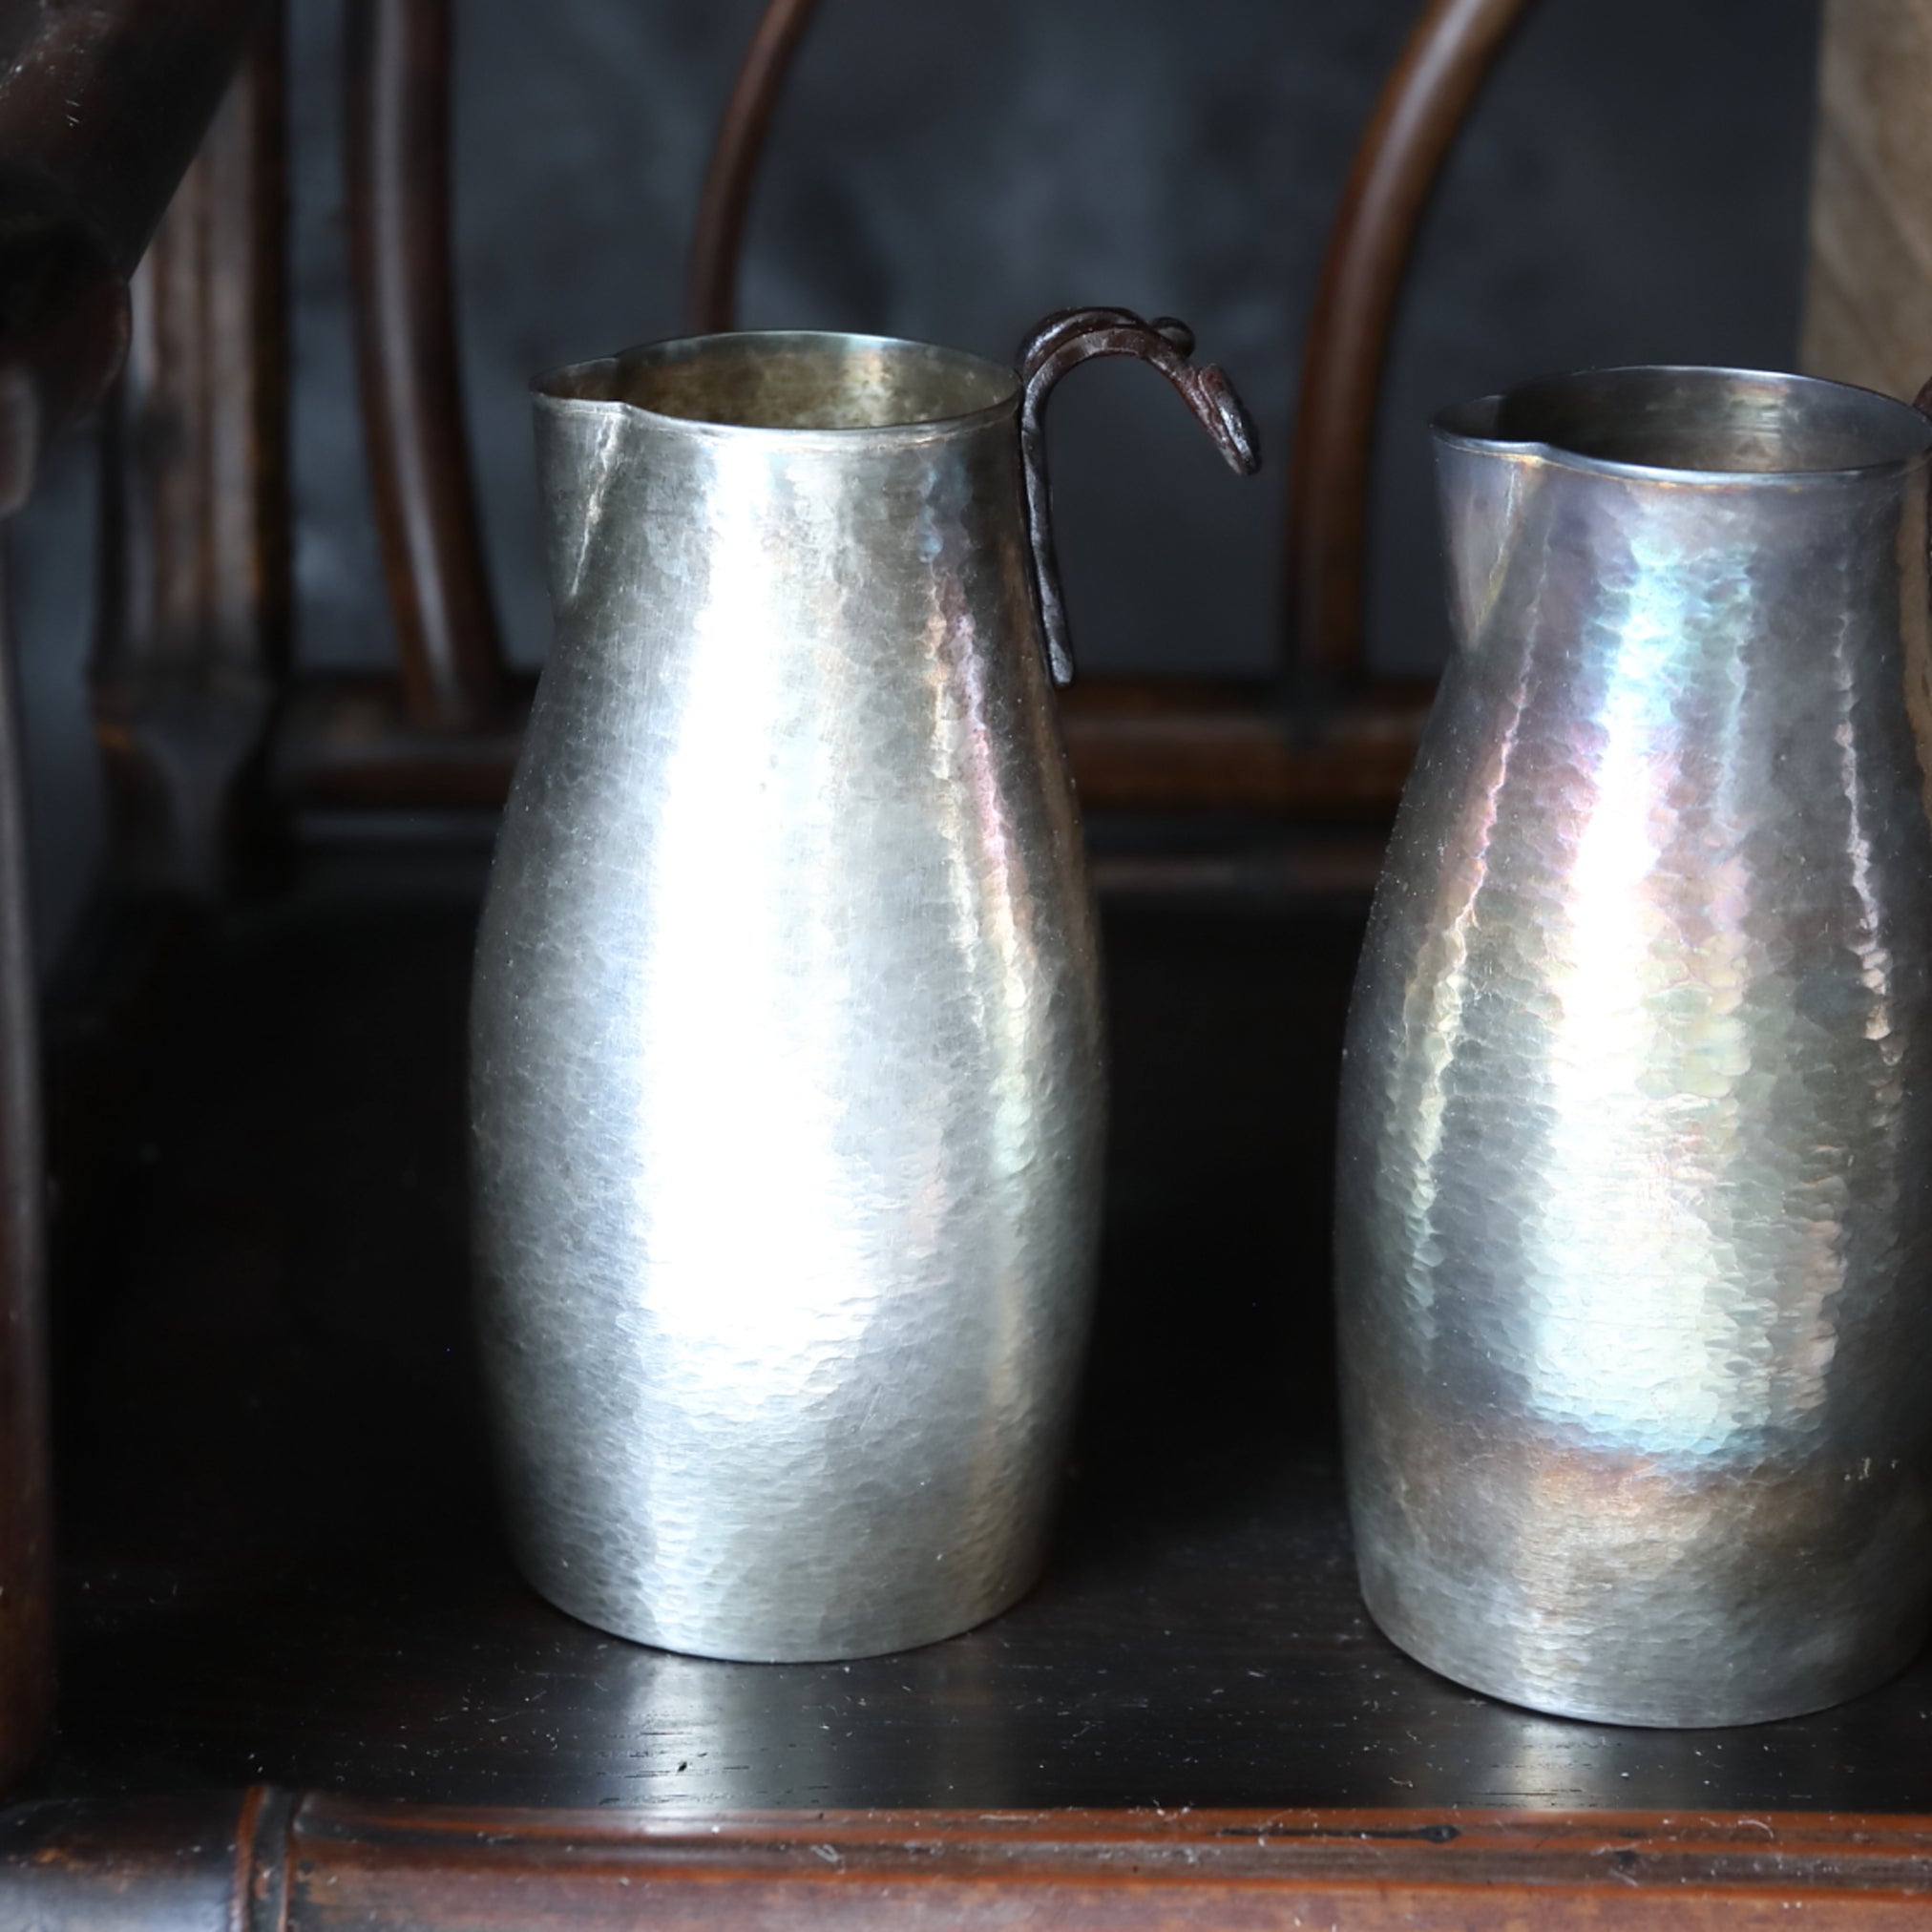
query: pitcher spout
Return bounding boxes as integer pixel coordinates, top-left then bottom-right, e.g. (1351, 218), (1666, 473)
(1431, 394), (1545, 656)
(534, 407), (636, 618)
(1432, 366), (1932, 659)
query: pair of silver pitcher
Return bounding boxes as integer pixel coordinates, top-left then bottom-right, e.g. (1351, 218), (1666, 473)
(471, 306), (1932, 1731)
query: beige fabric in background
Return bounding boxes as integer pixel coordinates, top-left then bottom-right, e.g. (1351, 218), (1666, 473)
(1803, 0), (1932, 400)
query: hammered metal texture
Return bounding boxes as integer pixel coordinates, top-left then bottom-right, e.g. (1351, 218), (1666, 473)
(1337, 367), (1932, 1727)
(471, 333), (1105, 1663)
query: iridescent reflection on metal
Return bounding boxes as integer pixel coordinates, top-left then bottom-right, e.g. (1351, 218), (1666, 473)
(1337, 366), (1932, 1726)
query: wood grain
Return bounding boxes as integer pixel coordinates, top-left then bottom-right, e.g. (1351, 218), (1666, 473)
(1801, 0), (1932, 403)
(10, 1790), (1932, 1928)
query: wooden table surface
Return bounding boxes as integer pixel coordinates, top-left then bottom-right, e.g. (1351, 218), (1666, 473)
(29, 858), (1932, 1814)
(12, 854), (1932, 1923)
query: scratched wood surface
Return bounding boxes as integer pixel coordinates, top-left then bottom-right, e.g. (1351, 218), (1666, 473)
(10, 1788), (1932, 1928)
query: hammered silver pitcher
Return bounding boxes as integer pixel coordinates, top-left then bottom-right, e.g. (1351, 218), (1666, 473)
(1337, 365), (1932, 1726)
(472, 310), (1256, 1663)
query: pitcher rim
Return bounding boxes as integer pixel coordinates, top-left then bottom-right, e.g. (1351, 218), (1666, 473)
(1433, 364), (1932, 486)
(532, 329), (1021, 442)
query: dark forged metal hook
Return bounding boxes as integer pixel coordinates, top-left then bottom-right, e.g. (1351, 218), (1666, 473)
(1017, 306), (1261, 685)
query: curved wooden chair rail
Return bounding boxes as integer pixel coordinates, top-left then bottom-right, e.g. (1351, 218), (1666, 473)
(684, 0), (1536, 684)
(324, 0), (1533, 807)
(1286, 0), (1535, 680)
(345, 0), (507, 732)
(686, 0), (821, 336)
(336, 0), (1531, 733)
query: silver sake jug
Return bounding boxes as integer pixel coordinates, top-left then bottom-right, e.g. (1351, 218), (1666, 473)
(1337, 365), (1932, 1726)
(472, 309), (1256, 1662)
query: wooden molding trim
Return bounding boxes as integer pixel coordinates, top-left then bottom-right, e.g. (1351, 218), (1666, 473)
(9, 1792), (1932, 1928)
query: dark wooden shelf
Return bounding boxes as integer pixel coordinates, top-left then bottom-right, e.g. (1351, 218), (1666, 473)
(50, 1445), (1932, 1816)
(32, 859), (1932, 1820)
(16, 856), (1932, 1923)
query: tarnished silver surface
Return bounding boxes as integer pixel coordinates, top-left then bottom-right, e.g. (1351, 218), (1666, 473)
(1337, 366), (1932, 1726)
(472, 324), (1251, 1664)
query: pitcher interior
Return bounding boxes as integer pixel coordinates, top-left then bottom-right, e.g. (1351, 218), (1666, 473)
(539, 331), (1018, 432)
(1437, 367), (1932, 476)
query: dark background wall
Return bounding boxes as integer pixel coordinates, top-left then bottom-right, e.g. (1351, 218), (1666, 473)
(14, 0), (1823, 954)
